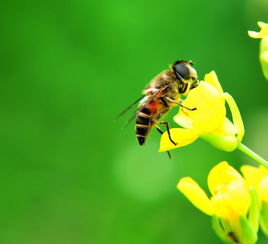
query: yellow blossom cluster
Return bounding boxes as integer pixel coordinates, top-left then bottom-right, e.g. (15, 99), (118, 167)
(178, 162), (268, 243)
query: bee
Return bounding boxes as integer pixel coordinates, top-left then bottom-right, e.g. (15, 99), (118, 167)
(118, 60), (199, 158)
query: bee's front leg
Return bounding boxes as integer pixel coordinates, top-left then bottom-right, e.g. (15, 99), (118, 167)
(165, 97), (197, 111)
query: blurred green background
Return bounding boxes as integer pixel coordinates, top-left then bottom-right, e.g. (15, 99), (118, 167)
(1, 0), (268, 243)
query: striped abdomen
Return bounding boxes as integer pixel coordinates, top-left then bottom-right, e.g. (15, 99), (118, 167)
(136, 106), (153, 145)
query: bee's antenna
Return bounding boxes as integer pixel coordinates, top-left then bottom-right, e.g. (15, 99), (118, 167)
(189, 60), (194, 65)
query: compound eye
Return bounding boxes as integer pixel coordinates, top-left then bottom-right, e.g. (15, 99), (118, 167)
(173, 63), (190, 80)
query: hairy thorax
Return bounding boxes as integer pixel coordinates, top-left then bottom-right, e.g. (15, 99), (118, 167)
(147, 70), (179, 101)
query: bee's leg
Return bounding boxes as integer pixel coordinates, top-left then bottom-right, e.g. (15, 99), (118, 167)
(158, 121), (178, 146)
(155, 127), (172, 159)
(153, 119), (177, 146)
(165, 97), (197, 111)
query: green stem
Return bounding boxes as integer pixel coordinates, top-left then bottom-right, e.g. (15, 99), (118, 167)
(237, 143), (268, 169)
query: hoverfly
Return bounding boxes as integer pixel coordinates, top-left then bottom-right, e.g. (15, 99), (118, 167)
(117, 60), (199, 158)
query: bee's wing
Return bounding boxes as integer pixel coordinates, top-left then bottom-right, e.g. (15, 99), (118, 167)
(115, 95), (145, 121)
(115, 86), (168, 127)
(122, 110), (137, 128)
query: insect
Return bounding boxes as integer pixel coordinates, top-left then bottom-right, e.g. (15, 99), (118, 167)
(117, 60), (199, 158)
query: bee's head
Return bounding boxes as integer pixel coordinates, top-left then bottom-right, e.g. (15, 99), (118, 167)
(171, 60), (199, 89)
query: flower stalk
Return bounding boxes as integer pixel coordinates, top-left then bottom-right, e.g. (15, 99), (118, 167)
(237, 143), (268, 170)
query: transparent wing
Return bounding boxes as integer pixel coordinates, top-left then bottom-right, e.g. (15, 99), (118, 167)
(115, 95), (145, 121)
(115, 86), (168, 128)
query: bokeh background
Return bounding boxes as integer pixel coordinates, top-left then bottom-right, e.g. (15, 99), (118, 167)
(1, 0), (268, 243)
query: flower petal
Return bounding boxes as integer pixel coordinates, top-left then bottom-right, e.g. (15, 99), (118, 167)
(248, 31), (263, 38)
(214, 118), (237, 136)
(248, 23), (268, 39)
(260, 176), (268, 204)
(222, 93), (244, 142)
(175, 81), (226, 133)
(241, 165), (261, 189)
(204, 71), (224, 94)
(192, 102), (226, 134)
(242, 165), (268, 204)
(208, 161), (244, 195)
(159, 128), (198, 152)
(174, 112), (192, 129)
(212, 180), (251, 219)
(177, 177), (214, 215)
(258, 21), (267, 29)
(200, 118), (239, 152)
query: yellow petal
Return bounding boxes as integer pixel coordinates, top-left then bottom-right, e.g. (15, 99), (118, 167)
(242, 165), (268, 204)
(201, 118), (238, 152)
(177, 177), (214, 215)
(258, 21), (267, 29)
(192, 102), (226, 133)
(260, 176), (268, 204)
(241, 165), (261, 189)
(179, 82), (223, 117)
(214, 118), (237, 136)
(175, 81), (226, 133)
(222, 93), (244, 142)
(208, 161), (244, 195)
(259, 166), (268, 177)
(173, 112), (192, 128)
(159, 128), (198, 152)
(226, 181), (251, 216)
(258, 23), (268, 37)
(212, 180), (251, 219)
(241, 165), (268, 186)
(248, 31), (263, 38)
(204, 71), (224, 94)
(248, 23), (268, 39)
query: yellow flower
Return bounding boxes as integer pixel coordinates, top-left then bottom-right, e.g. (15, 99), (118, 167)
(241, 165), (268, 236)
(241, 165), (268, 204)
(248, 21), (268, 80)
(159, 71), (244, 152)
(178, 162), (259, 244)
(248, 21), (268, 39)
